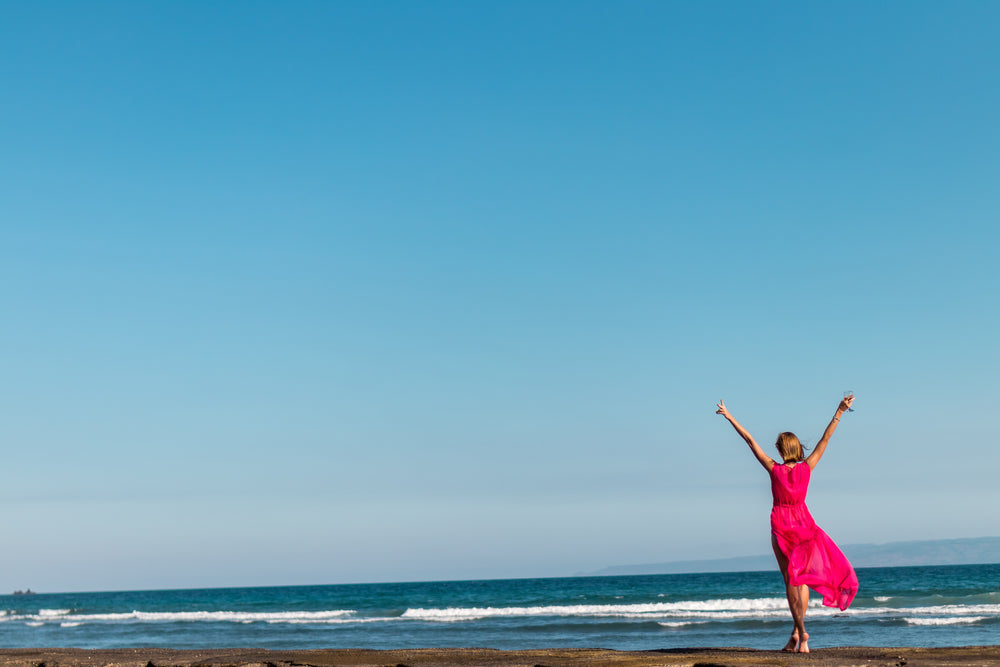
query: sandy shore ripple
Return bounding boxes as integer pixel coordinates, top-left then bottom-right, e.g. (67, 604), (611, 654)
(2, 647), (1000, 667)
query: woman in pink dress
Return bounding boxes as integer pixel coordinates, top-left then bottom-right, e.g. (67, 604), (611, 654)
(715, 395), (859, 653)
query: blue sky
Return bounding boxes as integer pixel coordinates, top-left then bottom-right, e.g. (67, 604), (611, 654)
(1, 1), (998, 592)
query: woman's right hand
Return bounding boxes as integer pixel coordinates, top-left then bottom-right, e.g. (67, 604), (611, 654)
(715, 399), (731, 418)
(839, 394), (855, 412)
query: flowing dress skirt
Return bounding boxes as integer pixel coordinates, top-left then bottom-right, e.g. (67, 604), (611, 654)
(770, 463), (859, 610)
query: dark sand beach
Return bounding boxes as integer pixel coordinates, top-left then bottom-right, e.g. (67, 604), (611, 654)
(2, 647), (999, 667)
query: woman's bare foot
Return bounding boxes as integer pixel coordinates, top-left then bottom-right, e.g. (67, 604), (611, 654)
(796, 632), (810, 653)
(781, 633), (798, 652)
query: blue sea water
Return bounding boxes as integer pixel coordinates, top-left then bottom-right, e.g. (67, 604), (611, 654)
(1, 564), (997, 650)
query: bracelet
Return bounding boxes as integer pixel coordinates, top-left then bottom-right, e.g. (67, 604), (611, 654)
(832, 417), (840, 422)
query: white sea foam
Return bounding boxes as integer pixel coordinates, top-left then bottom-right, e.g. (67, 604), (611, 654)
(874, 596), (892, 602)
(401, 598), (823, 622)
(6, 599), (998, 628)
(276, 617), (393, 625)
(6, 609), (358, 625)
(657, 621), (708, 628)
(399, 599), (1000, 624)
(891, 604), (1000, 617)
(905, 616), (988, 626)
(38, 609), (71, 617)
(117, 610), (355, 623)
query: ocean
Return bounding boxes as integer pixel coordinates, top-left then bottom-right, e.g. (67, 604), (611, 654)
(1, 564), (997, 650)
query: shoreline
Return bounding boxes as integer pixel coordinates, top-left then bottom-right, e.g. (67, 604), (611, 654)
(1, 646), (999, 666)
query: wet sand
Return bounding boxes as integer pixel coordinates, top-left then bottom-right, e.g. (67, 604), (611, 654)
(1, 646), (999, 667)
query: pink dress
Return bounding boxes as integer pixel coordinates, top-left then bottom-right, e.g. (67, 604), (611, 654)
(770, 463), (859, 610)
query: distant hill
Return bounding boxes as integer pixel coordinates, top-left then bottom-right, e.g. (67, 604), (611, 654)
(588, 536), (1000, 576)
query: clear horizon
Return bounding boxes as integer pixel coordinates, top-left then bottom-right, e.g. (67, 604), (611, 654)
(2, 1), (998, 593)
(10, 543), (1000, 597)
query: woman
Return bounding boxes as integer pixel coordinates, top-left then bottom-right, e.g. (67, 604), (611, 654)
(716, 396), (859, 653)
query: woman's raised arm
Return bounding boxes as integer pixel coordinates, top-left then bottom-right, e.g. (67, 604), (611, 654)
(716, 400), (775, 471)
(804, 394), (855, 469)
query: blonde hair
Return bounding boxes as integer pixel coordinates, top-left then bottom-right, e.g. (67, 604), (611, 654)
(775, 432), (804, 463)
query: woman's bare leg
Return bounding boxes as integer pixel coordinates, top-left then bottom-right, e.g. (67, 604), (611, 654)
(771, 536), (802, 651)
(796, 584), (810, 653)
(786, 585), (808, 651)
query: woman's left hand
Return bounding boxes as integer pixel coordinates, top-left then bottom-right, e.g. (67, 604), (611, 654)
(840, 394), (855, 412)
(715, 399), (731, 418)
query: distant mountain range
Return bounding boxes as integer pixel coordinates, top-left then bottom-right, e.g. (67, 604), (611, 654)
(588, 537), (1000, 576)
